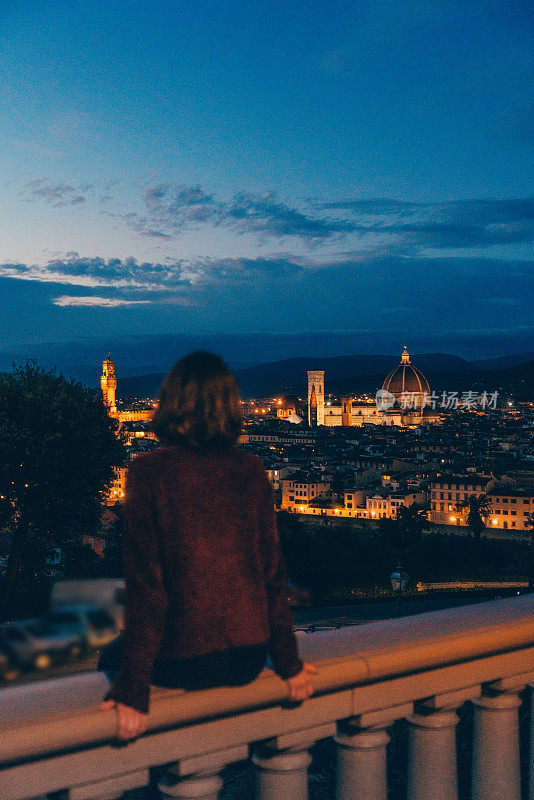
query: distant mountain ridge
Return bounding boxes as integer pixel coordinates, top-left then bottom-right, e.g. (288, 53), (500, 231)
(115, 352), (534, 400)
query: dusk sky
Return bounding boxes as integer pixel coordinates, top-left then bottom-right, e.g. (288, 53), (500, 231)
(1, 0), (533, 365)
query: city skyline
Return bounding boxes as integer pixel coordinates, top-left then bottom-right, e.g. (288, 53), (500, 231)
(1, 0), (533, 357)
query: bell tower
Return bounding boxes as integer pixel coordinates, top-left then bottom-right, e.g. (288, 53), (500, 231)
(101, 353), (117, 412)
(307, 370), (324, 426)
(341, 396), (353, 426)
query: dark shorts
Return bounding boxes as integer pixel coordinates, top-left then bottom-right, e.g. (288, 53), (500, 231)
(98, 635), (268, 691)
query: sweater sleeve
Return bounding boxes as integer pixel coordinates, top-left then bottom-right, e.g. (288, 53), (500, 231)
(258, 473), (303, 680)
(105, 459), (168, 713)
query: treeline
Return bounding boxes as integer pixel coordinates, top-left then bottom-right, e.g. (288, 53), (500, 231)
(277, 512), (532, 602)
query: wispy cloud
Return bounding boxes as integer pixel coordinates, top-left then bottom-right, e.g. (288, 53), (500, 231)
(0, 253), (306, 305)
(53, 295), (151, 307)
(24, 179), (93, 206)
(107, 185), (534, 252)
(25, 175), (534, 253)
(114, 183), (356, 242)
(321, 196), (534, 250)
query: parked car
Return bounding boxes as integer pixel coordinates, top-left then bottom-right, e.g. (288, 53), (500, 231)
(0, 620), (82, 671)
(50, 579), (125, 629)
(0, 649), (19, 682)
(44, 605), (119, 653)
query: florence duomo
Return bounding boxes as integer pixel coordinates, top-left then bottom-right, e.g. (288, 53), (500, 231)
(307, 347), (442, 428)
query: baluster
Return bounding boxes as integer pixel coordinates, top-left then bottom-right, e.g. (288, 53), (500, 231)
(471, 688), (522, 800)
(252, 723), (334, 800)
(407, 687), (478, 800)
(334, 704), (412, 800)
(158, 745), (248, 800)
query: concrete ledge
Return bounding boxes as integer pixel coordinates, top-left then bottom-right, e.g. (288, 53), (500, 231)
(0, 595), (531, 768)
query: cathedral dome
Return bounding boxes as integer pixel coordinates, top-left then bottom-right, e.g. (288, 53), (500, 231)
(382, 347), (430, 408)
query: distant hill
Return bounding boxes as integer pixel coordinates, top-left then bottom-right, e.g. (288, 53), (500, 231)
(322, 360), (534, 400)
(471, 352), (534, 370)
(116, 353), (534, 400)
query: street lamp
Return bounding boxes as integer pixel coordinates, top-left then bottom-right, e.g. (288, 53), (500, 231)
(390, 564), (409, 616)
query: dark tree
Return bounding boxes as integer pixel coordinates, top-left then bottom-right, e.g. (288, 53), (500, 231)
(330, 472), (345, 503)
(457, 494), (491, 545)
(379, 504), (428, 556)
(0, 361), (126, 619)
(101, 503), (124, 578)
(396, 504), (428, 545)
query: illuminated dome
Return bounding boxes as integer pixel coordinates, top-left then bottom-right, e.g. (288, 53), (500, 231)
(382, 347), (430, 409)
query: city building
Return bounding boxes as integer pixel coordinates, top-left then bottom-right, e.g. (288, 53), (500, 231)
(382, 346), (431, 408)
(485, 486), (534, 531)
(100, 354), (117, 412)
(101, 355), (157, 506)
(307, 371), (325, 426)
(308, 348), (443, 429)
(429, 475), (534, 531)
(430, 475), (494, 525)
(101, 355), (155, 425)
(281, 471), (331, 511)
(276, 395), (303, 421)
(105, 467), (127, 505)
(365, 491), (423, 519)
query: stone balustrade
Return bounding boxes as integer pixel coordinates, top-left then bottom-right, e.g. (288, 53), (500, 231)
(0, 595), (532, 800)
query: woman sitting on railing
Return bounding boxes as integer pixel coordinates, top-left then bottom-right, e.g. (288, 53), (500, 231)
(100, 351), (316, 741)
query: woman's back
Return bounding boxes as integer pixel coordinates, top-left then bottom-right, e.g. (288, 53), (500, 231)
(104, 351), (306, 720)
(135, 442), (274, 656)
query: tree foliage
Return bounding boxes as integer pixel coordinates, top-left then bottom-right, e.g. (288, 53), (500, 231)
(0, 360), (126, 618)
(379, 504), (429, 555)
(457, 494), (492, 542)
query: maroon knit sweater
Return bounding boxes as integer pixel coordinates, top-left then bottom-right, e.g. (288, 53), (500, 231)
(106, 442), (303, 713)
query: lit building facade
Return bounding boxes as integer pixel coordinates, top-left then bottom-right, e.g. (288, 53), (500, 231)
(315, 348), (442, 428)
(307, 371), (325, 426)
(485, 487), (534, 531)
(365, 492), (421, 519)
(100, 354), (117, 412)
(101, 355), (156, 505)
(430, 475), (493, 525)
(430, 476), (534, 531)
(281, 471), (330, 510)
(101, 355), (155, 425)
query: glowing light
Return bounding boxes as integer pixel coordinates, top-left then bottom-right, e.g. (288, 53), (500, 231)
(450, 516), (456, 522)
(492, 519), (498, 525)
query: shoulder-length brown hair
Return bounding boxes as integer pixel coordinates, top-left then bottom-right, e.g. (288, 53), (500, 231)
(151, 351), (243, 447)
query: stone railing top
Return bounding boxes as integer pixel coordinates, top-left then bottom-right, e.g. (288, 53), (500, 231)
(0, 594), (532, 765)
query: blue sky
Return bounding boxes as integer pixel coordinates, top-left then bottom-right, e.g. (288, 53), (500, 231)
(1, 0), (533, 362)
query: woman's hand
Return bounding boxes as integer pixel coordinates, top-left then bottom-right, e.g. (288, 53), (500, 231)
(287, 662), (318, 701)
(99, 699), (148, 741)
